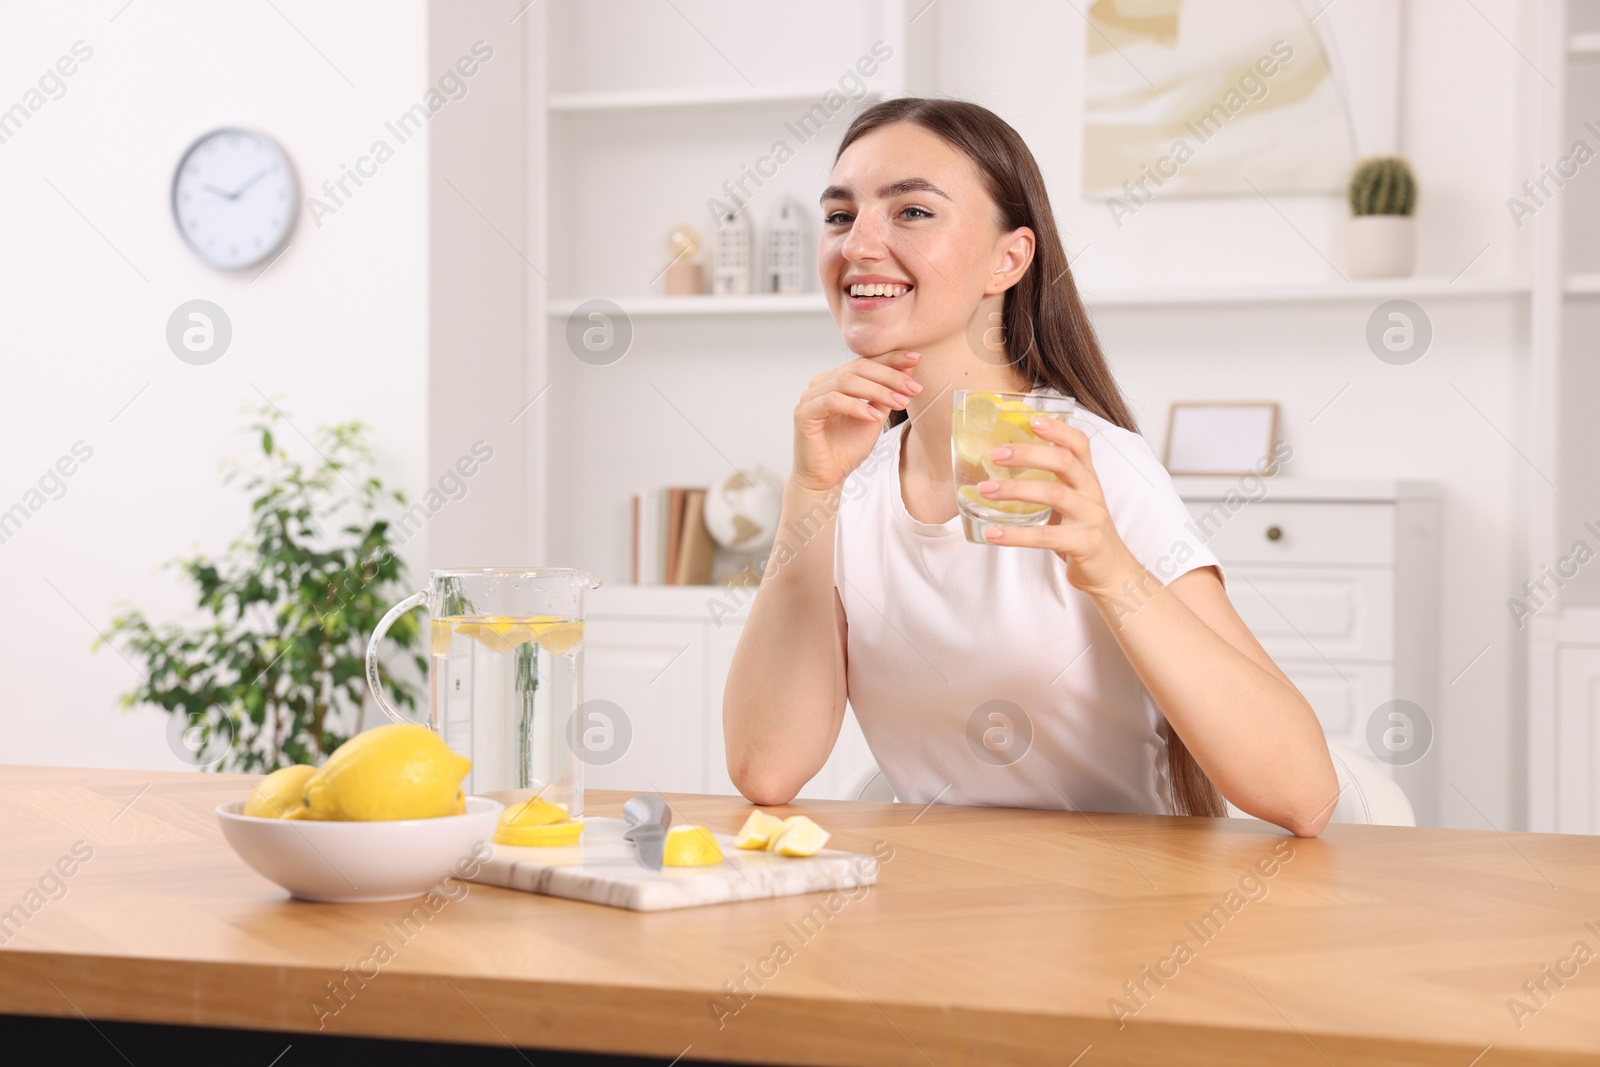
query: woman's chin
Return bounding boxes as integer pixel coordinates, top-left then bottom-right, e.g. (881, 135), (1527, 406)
(841, 322), (916, 358)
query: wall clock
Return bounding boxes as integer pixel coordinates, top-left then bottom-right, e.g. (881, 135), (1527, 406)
(171, 128), (297, 270)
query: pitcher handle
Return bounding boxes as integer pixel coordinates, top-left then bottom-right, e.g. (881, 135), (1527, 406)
(366, 590), (428, 727)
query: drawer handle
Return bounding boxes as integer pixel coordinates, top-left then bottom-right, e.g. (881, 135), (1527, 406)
(1265, 525), (1283, 541)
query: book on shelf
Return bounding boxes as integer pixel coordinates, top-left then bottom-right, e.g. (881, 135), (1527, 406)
(631, 485), (714, 585)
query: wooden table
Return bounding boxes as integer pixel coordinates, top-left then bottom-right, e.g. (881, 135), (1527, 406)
(2, 767), (1598, 1065)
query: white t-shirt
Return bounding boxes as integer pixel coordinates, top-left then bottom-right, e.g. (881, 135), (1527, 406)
(832, 395), (1223, 814)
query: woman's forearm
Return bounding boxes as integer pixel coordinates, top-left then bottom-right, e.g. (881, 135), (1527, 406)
(1088, 564), (1338, 836)
(722, 480), (849, 805)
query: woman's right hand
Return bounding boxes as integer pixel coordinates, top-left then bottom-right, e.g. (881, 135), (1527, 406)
(791, 350), (923, 492)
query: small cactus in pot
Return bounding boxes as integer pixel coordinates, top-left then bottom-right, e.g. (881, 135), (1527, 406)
(1346, 155), (1417, 278)
(1348, 156), (1417, 216)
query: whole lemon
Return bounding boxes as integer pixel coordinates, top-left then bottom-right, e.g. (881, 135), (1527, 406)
(302, 723), (471, 821)
(243, 764), (317, 819)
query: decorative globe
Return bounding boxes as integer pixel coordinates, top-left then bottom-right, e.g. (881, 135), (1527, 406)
(703, 466), (784, 554)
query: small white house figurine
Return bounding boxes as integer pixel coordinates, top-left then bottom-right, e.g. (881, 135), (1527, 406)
(762, 196), (806, 294)
(712, 200), (752, 295)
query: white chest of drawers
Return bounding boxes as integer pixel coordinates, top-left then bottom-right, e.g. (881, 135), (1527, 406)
(1172, 477), (1442, 825)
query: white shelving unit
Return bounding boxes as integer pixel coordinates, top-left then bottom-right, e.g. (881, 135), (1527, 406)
(533, 0), (917, 584)
(547, 275), (1530, 319)
(546, 294), (829, 317)
(527, 0), (918, 799)
(1527, 1), (1600, 831)
(549, 85), (891, 115)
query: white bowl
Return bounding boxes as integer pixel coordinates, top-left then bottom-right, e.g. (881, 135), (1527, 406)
(216, 796), (503, 903)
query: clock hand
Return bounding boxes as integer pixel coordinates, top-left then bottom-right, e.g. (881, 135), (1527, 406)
(202, 183), (236, 199)
(229, 168), (272, 199)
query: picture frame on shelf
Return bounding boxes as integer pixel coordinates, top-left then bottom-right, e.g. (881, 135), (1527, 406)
(1163, 401), (1280, 476)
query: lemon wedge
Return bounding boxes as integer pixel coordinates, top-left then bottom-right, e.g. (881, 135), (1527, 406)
(734, 810), (785, 850)
(662, 825), (724, 867)
(766, 816), (830, 857)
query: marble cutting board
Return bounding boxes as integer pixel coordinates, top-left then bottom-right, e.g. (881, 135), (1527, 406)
(464, 817), (879, 912)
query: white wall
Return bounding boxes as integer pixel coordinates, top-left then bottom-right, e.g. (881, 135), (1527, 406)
(0, 1), (429, 770)
(426, 0), (533, 570)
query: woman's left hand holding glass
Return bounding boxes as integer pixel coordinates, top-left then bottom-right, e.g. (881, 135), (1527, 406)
(976, 415), (1141, 598)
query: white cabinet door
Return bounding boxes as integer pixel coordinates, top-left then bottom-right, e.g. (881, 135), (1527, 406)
(581, 618), (708, 794)
(1557, 646), (1600, 834)
(1222, 567), (1395, 662)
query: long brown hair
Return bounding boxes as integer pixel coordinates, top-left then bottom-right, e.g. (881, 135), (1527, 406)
(834, 97), (1226, 819)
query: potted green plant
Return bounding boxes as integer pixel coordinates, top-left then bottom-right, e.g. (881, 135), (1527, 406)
(100, 405), (425, 772)
(1346, 156), (1417, 279)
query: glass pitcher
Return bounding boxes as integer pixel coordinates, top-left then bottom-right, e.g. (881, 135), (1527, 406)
(366, 568), (601, 817)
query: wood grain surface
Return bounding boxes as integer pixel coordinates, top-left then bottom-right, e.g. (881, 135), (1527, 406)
(1, 765), (1598, 1065)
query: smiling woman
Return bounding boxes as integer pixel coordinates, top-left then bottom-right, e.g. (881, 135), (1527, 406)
(722, 97), (1339, 837)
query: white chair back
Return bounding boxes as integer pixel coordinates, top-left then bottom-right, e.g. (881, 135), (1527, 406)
(1224, 741), (1416, 827)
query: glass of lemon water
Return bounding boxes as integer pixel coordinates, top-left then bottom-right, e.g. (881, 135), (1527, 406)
(366, 568), (600, 818)
(951, 389), (1076, 544)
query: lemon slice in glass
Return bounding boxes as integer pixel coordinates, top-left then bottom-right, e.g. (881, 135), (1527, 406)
(535, 620), (585, 654)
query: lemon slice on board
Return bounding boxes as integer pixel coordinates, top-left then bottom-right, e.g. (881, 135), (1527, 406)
(495, 819), (585, 847)
(662, 825), (724, 867)
(501, 797), (570, 827)
(765, 816), (830, 857)
(734, 810), (785, 850)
